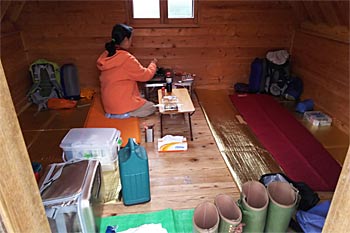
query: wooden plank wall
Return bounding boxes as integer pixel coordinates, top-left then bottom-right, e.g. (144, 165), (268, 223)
(1, 20), (31, 113)
(14, 1), (294, 92)
(4, 0), (348, 133)
(291, 30), (349, 133)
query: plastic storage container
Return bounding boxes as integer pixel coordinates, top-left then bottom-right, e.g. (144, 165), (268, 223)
(60, 128), (121, 165)
(39, 160), (101, 233)
(118, 138), (150, 205)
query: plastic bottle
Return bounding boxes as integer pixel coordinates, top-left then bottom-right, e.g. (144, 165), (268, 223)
(165, 71), (172, 93)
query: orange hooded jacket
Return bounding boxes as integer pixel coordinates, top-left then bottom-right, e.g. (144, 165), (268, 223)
(97, 50), (157, 114)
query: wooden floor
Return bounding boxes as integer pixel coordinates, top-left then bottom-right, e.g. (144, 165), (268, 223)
(18, 88), (348, 217)
(19, 92), (239, 217)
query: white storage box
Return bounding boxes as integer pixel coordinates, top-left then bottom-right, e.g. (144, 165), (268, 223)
(60, 128), (121, 165)
(304, 111), (332, 126)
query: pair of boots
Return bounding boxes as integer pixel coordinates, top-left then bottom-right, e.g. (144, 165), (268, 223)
(193, 194), (244, 233)
(238, 180), (299, 233)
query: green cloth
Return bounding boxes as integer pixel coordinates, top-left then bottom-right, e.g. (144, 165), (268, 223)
(98, 208), (194, 233)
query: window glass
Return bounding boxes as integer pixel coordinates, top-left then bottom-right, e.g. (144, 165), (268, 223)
(168, 0), (193, 18)
(132, 0), (160, 18)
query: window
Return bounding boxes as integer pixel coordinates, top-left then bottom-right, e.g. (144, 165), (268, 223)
(127, 0), (198, 28)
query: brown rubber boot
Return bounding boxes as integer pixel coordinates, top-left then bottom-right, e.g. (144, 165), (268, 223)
(215, 194), (244, 233)
(193, 201), (220, 233)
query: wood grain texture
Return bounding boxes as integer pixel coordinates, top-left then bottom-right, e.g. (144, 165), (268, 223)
(0, 62), (50, 233)
(323, 148), (350, 232)
(18, 92), (240, 217)
(1, 30), (31, 113)
(292, 31), (349, 133)
(12, 1), (295, 92)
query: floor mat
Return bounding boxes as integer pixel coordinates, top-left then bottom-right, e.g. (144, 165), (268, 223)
(98, 208), (194, 233)
(230, 93), (341, 191)
(195, 89), (282, 190)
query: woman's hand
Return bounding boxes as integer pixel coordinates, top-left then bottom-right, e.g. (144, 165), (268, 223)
(151, 58), (158, 65)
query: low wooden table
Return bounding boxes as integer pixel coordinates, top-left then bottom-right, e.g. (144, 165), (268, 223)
(158, 88), (195, 140)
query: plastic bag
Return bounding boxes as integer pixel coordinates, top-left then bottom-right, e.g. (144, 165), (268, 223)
(260, 173), (320, 211)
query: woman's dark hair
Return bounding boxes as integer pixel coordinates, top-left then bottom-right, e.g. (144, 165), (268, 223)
(105, 24), (133, 57)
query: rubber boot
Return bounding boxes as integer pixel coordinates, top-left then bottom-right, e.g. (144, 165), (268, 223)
(265, 181), (299, 233)
(193, 201), (220, 233)
(215, 194), (244, 233)
(238, 181), (269, 233)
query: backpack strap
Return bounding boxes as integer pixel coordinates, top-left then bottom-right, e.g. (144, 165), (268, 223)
(46, 63), (64, 98)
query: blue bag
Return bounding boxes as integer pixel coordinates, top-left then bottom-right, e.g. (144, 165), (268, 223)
(296, 99), (314, 113)
(296, 200), (331, 233)
(234, 82), (249, 93)
(248, 58), (267, 93)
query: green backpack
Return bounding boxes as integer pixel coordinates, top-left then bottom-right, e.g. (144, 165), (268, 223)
(27, 59), (64, 110)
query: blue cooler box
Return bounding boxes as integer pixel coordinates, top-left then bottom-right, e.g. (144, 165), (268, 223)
(118, 138), (150, 205)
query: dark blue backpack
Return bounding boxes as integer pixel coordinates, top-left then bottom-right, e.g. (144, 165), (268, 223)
(248, 58), (267, 93)
(264, 60), (291, 96)
(284, 75), (303, 100)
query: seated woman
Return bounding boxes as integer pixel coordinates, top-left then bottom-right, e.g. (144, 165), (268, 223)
(97, 23), (158, 118)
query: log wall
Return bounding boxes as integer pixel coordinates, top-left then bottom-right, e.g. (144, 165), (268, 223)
(14, 1), (294, 90)
(291, 30), (349, 133)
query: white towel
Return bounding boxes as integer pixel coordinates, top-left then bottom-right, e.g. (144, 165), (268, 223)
(118, 223), (168, 233)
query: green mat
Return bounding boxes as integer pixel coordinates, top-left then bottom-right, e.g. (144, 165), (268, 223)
(98, 208), (194, 233)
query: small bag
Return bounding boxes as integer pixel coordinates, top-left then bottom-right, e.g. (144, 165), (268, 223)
(39, 160), (101, 233)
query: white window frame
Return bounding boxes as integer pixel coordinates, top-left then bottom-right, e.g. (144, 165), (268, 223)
(126, 0), (199, 28)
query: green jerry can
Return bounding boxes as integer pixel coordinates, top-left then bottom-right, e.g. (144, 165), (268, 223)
(118, 138), (151, 205)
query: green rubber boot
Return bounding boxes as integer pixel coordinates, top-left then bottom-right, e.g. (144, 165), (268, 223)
(265, 181), (299, 233)
(238, 181), (269, 233)
(193, 201), (219, 233)
(215, 194), (243, 233)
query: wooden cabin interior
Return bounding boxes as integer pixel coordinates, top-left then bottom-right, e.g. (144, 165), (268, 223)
(1, 1), (349, 232)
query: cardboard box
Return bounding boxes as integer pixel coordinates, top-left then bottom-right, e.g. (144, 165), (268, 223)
(158, 135), (187, 152)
